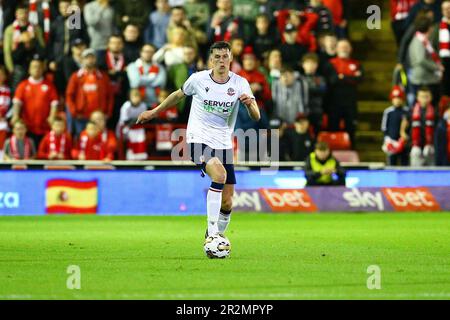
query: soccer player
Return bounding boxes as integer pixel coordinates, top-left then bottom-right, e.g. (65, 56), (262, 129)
(136, 41), (260, 240)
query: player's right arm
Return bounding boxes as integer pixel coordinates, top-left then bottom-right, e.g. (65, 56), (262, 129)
(136, 89), (185, 124)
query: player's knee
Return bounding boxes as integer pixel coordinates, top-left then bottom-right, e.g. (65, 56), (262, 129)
(207, 158), (227, 183)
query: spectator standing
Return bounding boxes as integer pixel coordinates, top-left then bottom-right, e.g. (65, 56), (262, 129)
(250, 13), (280, 60)
(144, 0), (171, 49)
(11, 59), (59, 146)
(127, 44), (167, 107)
(90, 110), (117, 160)
(271, 66), (309, 125)
(409, 87), (436, 166)
(0, 66), (11, 160)
(300, 53), (327, 135)
(407, 0), (442, 27)
(37, 116), (72, 160)
(390, 0), (419, 45)
(381, 86), (410, 165)
(435, 95), (450, 165)
(2, 120), (36, 160)
(98, 35), (130, 129)
(153, 26), (188, 68)
(328, 39), (363, 146)
(84, 0), (115, 53)
(322, 0), (348, 38)
(279, 23), (308, 68)
(265, 49), (283, 84)
(307, 0), (334, 34)
(439, 0), (450, 95)
(48, 0), (89, 70)
(3, 4), (45, 92)
(123, 24), (142, 64)
(75, 121), (108, 160)
(167, 6), (199, 51)
(114, 0), (152, 31)
(167, 45), (202, 122)
(116, 89), (148, 160)
(280, 113), (314, 161)
(238, 49), (272, 114)
(207, 0), (244, 43)
(409, 16), (443, 108)
(66, 48), (114, 137)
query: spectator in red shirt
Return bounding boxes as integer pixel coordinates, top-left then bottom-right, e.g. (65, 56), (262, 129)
(38, 117), (73, 160)
(66, 48), (114, 137)
(75, 121), (108, 161)
(0, 66), (11, 159)
(89, 110), (117, 160)
(11, 58), (59, 146)
(238, 48), (272, 113)
(322, 0), (348, 38)
(328, 39), (363, 146)
(409, 86), (436, 166)
(3, 120), (36, 160)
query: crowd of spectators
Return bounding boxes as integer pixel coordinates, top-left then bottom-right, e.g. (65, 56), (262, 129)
(384, 0), (450, 166)
(0, 0), (360, 162)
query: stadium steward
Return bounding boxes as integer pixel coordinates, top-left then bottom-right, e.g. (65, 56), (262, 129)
(304, 141), (346, 186)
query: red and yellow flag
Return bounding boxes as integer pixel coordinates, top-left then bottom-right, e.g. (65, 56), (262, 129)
(46, 179), (98, 214)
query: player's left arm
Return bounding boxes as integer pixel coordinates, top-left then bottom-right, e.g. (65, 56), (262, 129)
(239, 93), (260, 121)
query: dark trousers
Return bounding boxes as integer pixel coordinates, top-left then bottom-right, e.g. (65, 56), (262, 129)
(28, 132), (44, 149)
(442, 58), (450, 96)
(328, 104), (357, 147)
(391, 19), (407, 46)
(387, 150), (409, 166)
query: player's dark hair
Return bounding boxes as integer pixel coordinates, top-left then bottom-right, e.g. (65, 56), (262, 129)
(315, 141), (329, 151)
(209, 41), (231, 54)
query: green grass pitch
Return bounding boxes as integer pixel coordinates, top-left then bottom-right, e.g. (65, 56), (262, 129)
(0, 213), (449, 300)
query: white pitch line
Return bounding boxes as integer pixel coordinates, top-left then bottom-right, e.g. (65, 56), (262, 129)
(1, 292), (450, 299)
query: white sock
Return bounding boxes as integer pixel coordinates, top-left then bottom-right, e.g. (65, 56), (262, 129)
(218, 210), (231, 233)
(207, 182), (224, 236)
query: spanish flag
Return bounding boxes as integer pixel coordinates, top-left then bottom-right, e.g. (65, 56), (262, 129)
(46, 179), (98, 214)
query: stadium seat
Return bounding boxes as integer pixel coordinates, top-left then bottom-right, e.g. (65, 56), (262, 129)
(317, 131), (352, 150)
(332, 150), (360, 163)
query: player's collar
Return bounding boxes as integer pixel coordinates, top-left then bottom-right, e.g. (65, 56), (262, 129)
(209, 70), (231, 85)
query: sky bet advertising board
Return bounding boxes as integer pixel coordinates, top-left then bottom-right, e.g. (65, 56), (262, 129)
(0, 170), (449, 215)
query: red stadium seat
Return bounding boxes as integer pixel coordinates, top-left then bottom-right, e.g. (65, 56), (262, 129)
(317, 131), (352, 150)
(332, 150), (360, 163)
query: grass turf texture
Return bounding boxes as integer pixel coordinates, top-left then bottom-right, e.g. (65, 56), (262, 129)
(0, 213), (449, 300)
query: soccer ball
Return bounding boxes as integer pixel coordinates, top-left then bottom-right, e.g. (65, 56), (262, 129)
(204, 234), (231, 259)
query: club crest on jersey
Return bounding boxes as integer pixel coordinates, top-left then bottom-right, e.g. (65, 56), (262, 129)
(205, 87), (209, 92)
(227, 88), (235, 96)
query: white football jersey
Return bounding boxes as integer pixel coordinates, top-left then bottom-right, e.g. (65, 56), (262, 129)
(182, 69), (254, 149)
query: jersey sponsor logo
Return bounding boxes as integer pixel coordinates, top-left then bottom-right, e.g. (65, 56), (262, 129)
(382, 187), (440, 211)
(202, 100), (234, 114)
(227, 87), (235, 96)
(342, 188), (384, 211)
(260, 189), (317, 212)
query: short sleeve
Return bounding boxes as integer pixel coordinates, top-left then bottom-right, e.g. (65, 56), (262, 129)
(240, 77), (255, 100)
(181, 73), (197, 96)
(13, 83), (25, 105)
